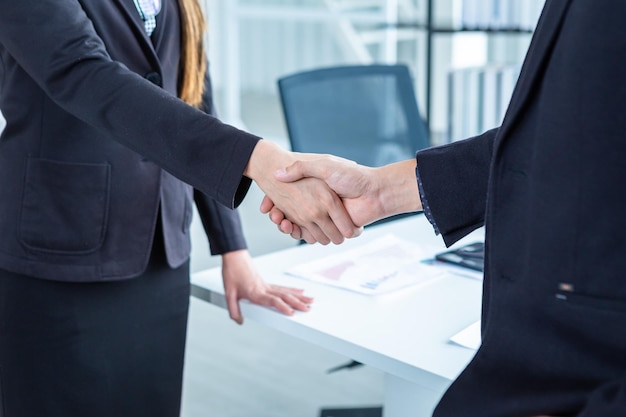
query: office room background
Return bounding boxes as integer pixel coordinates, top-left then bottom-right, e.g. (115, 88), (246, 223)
(0, 1), (543, 416)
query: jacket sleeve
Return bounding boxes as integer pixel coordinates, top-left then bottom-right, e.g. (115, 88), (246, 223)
(0, 0), (257, 208)
(194, 65), (248, 255)
(416, 128), (497, 247)
(194, 189), (247, 255)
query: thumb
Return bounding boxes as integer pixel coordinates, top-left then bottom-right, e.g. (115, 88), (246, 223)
(274, 160), (316, 183)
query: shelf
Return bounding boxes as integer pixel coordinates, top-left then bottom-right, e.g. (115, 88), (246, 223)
(377, 23), (534, 35)
(429, 27), (533, 34)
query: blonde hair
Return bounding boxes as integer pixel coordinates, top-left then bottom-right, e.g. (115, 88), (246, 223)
(178, 0), (206, 108)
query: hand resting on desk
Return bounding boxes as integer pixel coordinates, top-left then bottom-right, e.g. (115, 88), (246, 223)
(221, 250), (313, 325)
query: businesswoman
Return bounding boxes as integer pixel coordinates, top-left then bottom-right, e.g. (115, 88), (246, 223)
(0, 1), (335, 416)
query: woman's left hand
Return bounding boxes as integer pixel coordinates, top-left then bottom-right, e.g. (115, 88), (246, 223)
(221, 250), (314, 324)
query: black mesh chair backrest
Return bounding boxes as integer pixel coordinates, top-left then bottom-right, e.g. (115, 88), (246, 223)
(278, 64), (429, 167)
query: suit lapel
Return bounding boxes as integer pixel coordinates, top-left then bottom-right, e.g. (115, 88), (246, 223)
(114, 0), (162, 70)
(495, 0), (572, 148)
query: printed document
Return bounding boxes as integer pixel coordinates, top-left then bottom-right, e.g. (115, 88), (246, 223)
(450, 320), (481, 350)
(286, 234), (445, 295)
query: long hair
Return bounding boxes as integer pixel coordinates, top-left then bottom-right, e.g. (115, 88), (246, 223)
(177, 0), (206, 108)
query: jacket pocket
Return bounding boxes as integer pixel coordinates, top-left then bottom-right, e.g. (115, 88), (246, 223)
(556, 282), (626, 313)
(19, 158), (110, 254)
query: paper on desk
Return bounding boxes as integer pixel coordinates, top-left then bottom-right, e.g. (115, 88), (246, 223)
(286, 234), (445, 295)
(450, 320), (481, 350)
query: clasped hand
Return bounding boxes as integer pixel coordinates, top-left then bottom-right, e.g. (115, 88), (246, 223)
(254, 149), (422, 243)
(245, 141), (363, 244)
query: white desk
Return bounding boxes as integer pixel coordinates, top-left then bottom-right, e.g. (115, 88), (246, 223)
(191, 215), (483, 417)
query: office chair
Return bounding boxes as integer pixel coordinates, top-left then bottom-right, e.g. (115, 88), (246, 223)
(278, 64), (429, 167)
(278, 64), (429, 227)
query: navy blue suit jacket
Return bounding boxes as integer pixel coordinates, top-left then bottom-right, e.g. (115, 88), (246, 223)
(418, 1), (626, 416)
(0, 0), (260, 281)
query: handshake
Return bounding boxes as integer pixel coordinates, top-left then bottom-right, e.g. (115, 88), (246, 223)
(245, 141), (423, 244)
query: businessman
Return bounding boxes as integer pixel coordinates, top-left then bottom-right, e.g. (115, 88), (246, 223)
(265, 1), (626, 416)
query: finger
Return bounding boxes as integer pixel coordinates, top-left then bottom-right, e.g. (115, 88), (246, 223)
(302, 222), (331, 245)
(305, 181), (356, 243)
(295, 192), (344, 244)
(260, 195), (275, 214)
(297, 226), (317, 244)
(270, 285), (309, 297)
(272, 286), (315, 305)
(225, 290), (243, 325)
(300, 224), (331, 246)
(280, 292), (311, 312)
(278, 219), (294, 235)
(278, 220), (307, 241)
(268, 207), (286, 225)
(287, 223), (302, 240)
(278, 221), (308, 242)
(275, 160), (320, 183)
(251, 292), (294, 316)
(326, 201), (360, 240)
(316, 217), (345, 244)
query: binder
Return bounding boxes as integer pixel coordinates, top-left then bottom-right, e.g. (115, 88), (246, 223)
(481, 65), (500, 131)
(498, 65), (520, 122)
(464, 67), (482, 138)
(462, 0), (480, 29)
(447, 68), (466, 142)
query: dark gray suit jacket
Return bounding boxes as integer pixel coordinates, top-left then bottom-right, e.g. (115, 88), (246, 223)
(0, 0), (260, 281)
(417, 1), (626, 416)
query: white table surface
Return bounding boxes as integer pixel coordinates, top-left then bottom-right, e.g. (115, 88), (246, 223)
(191, 214), (484, 416)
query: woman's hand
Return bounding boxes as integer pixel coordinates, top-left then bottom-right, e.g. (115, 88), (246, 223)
(221, 249), (313, 324)
(260, 156), (421, 239)
(244, 141), (360, 244)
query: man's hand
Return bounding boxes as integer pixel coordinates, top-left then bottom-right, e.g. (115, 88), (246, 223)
(260, 155), (422, 239)
(221, 250), (313, 325)
(245, 141), (360, 244)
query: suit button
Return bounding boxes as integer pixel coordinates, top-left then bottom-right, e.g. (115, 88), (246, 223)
(145, 72), (162, 87)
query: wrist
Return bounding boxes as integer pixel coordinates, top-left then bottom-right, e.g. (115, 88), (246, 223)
(377, 159), (421, 217)
(243, 140), (267, 180)
(221, 249), (252, 271)
(244, 140), (291, 181)
(221, 249), (248, 261)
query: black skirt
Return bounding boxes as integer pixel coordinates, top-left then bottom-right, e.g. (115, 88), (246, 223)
(0, 236), (190, 417)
